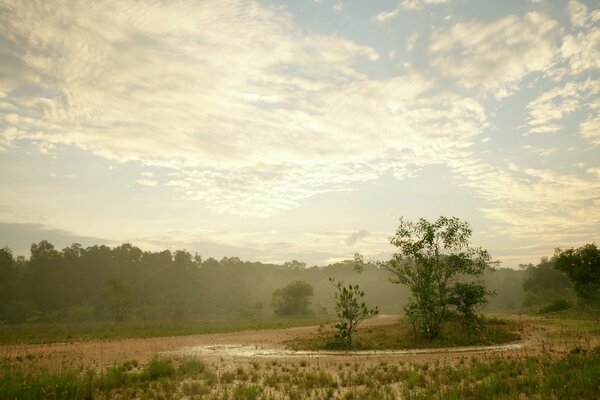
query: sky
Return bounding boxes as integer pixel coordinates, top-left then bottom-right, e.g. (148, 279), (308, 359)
(0, 0), (599, 268)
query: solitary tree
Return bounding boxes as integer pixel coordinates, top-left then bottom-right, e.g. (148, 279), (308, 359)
(380, 216), (493, 339)
(554, 243), (600, 306)
(330, 278), (379, 347)
(272, 280), (314, 315)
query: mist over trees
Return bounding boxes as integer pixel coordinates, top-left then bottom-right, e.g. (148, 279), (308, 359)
(271, 280), (314, 316)
(1, 239), (594, 324)
(521, 257), (574, 308)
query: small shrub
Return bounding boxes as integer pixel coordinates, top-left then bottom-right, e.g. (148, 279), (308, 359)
(143, 357), (174, 380)
(177, 358), (206, 375)
(539, 298), (572, 314)
(98, 364), (128, 391)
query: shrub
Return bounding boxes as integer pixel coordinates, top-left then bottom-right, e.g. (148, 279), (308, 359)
(539, 298), (572, 314)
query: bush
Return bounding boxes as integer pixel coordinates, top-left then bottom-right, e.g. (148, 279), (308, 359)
(66, 304), (96, 322)
(272, 280), (314, 316)
(142, 357), (174, 380)
(3, 300), (41, 323)
(539, 298), (572, 314)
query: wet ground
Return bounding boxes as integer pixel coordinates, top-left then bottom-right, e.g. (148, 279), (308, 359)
(2, 314), (594, 369)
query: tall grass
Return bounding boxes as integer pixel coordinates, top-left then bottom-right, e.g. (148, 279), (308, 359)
(1, 350), (599, 399)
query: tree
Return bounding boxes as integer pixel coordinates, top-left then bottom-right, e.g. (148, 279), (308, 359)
(271, 280), (314, 315)
(448, 282), (489, 334)
(330, 278), (378, 347)
(380, 216), (493, 339)
(554, 244), (600, 306)
(105, 279), (134, 323)
(521, 257), (573, 307)
(0, 247), (16, 317)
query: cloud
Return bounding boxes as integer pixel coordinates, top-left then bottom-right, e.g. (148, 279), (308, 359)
(130, 228), (389, 266)
(448, 155), (600, 245)
(0, 0), (597, 268)
(400, 0), (447, 10)
(580, 115), (600, 146)
(344, 229), (369, 246)
(0, 0), (491, 216)
(0, 222), (114, 257)
(136, 179), (158, 187)
(430, 12), (559, 97)
(375, 0), (446, 21)
(375, 9), (399, 22)
(525, 78), (599, 137)
(561, 1), (600, 74)
(406, 33), (419, 51)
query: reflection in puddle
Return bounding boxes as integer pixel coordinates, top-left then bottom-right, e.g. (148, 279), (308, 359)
(170, 342), (524, 358)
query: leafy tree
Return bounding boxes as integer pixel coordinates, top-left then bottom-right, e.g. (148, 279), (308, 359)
(271, 280), (314, 315)
(0, 247), (16, 317)
(521, 257), (573, 307)
(105, 279), (134, 323)
(448, 282), (489, 334)
(330, 278), (378, 346)
(554, 244), (600, 306)
(380, 216), (493, 339)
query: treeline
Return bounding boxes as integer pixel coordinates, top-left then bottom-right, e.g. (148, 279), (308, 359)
(0, 240), (581, 324)
(0, 241), (409, 323)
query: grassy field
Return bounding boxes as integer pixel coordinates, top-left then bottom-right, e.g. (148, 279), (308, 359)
(288, 318), (521, 350)
(2, 311), (599, 399)
(0, 315), (331, 345)
(2, 349), (599, 399)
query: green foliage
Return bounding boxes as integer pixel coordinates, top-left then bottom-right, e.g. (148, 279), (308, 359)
(4, 299), (41, 323)
(329, 278), (379, 346)
(0, 239), (532, 325)
(539, 298), (572, 314)
(380, 216), (493, 339)
(289, 318), (520, 351)
(271, 280), (314, 316)
(104, 279), (134, 323)
(142, 357), (175, 380)
(0, 366), (92, 400)
(554, 243), (600, 306)
(521, 257), (573, 307)
(448, 282), (491, 334)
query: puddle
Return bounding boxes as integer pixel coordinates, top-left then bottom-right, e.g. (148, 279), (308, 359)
(169, 342), (524, 358)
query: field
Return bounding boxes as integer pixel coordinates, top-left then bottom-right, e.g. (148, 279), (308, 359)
(1, 312), (599, 399)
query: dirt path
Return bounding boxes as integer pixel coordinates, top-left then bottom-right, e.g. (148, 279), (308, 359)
(1, 314), (595, 368)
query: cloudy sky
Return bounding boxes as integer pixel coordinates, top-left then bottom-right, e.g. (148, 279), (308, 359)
(0, 0), (598, 267)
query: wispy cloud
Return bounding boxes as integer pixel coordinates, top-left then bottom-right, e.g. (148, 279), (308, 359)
(526, 78), (599, 135)
(430, 12), (559, 97)
(0, 0), (598, 268)
(0, 0), (491, 216)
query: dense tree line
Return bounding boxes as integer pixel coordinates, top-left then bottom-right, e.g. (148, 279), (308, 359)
(0, 240), (540, 324)
(0, 241), (407, 323)
(521, 244), (600, 311)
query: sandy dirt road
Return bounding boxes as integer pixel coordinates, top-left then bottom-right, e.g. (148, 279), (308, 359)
(1, 314), (595, 369)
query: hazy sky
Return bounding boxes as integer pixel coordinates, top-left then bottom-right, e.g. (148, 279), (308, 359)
(0, 0), (598, 267)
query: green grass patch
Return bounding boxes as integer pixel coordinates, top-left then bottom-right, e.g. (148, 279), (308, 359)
(0, 315), (330, 345)
(288, 319), (521, 351)
(1, 349), (599, 399)
(402, 350), (600, 399)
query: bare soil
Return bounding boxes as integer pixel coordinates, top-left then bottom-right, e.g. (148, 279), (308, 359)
(2, 314), (596, 369)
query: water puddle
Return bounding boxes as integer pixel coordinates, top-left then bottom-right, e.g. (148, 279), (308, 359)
(170, 342), (524, 358)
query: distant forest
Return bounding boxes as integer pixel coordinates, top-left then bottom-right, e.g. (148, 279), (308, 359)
(0, 241), (544, 323)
